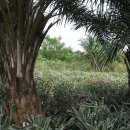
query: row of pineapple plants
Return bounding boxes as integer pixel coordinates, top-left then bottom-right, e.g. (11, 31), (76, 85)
(0, 70), (129, 129)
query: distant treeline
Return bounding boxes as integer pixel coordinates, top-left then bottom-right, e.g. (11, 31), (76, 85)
(37, 35), (125, 72)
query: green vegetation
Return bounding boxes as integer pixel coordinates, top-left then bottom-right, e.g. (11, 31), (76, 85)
(0, 47), (129, 129)
(80, 35), (102, 71)
(0, 37), (129, 128)
(38, 36), (126, 72)
(33, 69), (130, 130)
(0, 66), (129, 129)
(0, 0), (130, 129)
(40, 36), (74, 62)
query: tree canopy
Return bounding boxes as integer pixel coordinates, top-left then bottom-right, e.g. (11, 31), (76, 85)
(73, 0), (130, 59)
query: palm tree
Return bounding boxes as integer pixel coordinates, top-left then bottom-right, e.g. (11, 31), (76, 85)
(80, 35), (102, 71)
(74, 0), (130, 96)
(0, 0), (95, 124)
(74, 0), (130, 52)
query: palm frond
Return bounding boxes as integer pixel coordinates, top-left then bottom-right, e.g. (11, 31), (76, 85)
(72, 0), (130, 64)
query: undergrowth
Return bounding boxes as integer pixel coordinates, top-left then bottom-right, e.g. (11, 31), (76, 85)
(0, 70), (129, 129)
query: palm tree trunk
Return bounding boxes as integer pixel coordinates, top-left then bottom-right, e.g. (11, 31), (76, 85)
(90, 53), (100, 71)
(3, 64), (40, 124)
(124, 51), (130, 98)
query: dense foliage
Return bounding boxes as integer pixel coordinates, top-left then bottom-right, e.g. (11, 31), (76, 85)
(38, 36), (126, 72)
(0, 67), (129, 129)
(0, 0), (130, 128)
(39, 36), (75, 62)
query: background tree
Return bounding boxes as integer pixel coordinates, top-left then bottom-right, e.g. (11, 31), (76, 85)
(73, 0), (130, 96)
(40, 36), (74, 62)
(80, 35), (102, 71)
